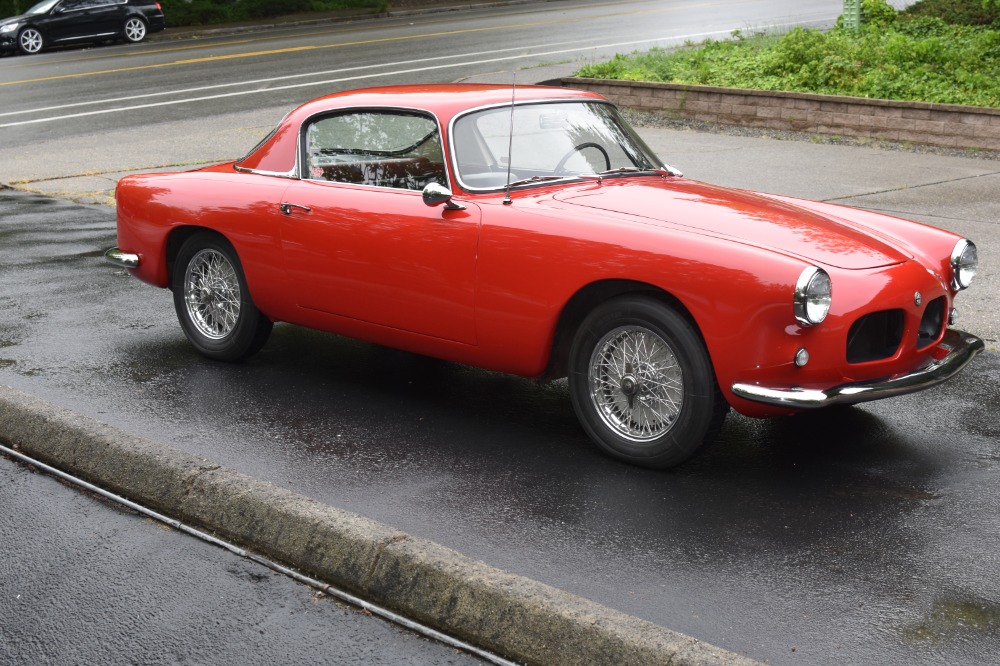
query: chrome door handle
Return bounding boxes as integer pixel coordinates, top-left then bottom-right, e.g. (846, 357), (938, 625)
(279, 203), (312, 215)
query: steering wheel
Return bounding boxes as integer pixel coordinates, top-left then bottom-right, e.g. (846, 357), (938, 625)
(554, 142), (611, 175)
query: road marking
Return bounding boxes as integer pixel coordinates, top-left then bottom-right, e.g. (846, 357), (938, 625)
(4, 0), (668, 68)
(0, 20), (831, 129)
(0, 3), (703, 87)
(0, 37), (592, 118)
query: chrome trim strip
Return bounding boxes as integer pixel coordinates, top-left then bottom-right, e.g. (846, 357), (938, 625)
(731, 328), (985, 409)
(104, 247), (139, 269)
(233, 165), (297, 178)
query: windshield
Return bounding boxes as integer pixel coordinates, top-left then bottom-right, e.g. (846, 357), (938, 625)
(452, 101), (663, 191)
(26, 0), (60, 15)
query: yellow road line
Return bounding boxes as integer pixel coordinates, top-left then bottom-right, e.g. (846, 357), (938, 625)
(14, 0), (651, 68)
(2, 2), (699, 87)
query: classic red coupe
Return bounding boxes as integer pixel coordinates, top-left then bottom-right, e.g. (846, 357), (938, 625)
(107, 84), (983, 468)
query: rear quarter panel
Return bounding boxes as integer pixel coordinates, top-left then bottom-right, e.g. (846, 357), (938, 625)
(114, 168), (291, 315)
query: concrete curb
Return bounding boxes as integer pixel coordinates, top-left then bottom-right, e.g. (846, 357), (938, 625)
(0, 384), (759, 666)
(562, 77), (1000, 152)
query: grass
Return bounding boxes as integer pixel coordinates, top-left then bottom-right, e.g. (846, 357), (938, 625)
(575, 0), (1000, 108)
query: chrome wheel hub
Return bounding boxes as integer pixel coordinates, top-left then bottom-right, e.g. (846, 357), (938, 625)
(588, 325), (684, 442)
(184, 249), (240, 340)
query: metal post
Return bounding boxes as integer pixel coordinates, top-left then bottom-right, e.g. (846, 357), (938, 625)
(843, 0), (862, 29)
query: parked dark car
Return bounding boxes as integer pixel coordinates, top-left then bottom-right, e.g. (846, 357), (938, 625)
(0, 0), (164, 55)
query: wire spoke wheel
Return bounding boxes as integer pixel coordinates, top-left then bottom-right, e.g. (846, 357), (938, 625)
(589, 325), (684, 441)
(183, 249), (242, 340)
(569, 296), (727, 469)
(173, 233), (272, 361)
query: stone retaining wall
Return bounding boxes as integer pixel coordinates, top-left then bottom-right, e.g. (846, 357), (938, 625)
(561, 77), (1000, 151)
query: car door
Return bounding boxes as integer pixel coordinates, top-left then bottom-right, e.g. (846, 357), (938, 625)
(79, 0), (125, 37)
(39, 0), (87, 43)
(279, 109), (480, 345)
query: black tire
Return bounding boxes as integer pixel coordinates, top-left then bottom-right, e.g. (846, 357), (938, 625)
(172, 232), (272, 362)
(18, 27), (44, 55)
(122, 16), (147, 43)
(568, 296), (727, 469)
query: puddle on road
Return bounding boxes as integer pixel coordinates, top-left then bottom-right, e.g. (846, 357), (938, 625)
(903, 596), (1000, 643)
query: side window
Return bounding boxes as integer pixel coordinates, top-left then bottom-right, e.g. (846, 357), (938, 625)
(303, 110), (446, 191)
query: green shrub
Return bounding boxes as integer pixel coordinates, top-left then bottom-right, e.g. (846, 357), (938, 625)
(903, 0), (1000, 26)
(156, 0), (385, 27)
(575, 1), (1000, 107)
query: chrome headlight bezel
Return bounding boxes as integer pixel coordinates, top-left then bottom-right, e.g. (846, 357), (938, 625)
(950, 238), (977, 291)
(0, 23), (20, 34)
(794, 266), (832, 327)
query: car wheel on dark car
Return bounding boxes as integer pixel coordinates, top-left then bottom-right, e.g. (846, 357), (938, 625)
(568, 296), (727, 469)
(173, 233), (273, 362)
(18, 27), (44, 54)
(122, 16), (147, 43)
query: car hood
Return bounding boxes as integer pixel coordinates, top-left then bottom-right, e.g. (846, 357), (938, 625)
(552, 178), (911, 270)
(0, 14), (28, 27)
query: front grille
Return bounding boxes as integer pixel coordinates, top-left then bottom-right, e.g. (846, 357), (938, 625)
(847, 309), (904, 364)
(917, 296), (946, 350)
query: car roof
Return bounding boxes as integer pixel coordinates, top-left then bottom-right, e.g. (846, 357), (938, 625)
(236, 84), (607, 175)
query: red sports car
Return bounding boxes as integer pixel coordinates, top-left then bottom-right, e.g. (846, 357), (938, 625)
(107, 84), (983, 468)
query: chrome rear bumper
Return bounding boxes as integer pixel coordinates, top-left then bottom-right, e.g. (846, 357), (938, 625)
(732, 329), (985, 409)
(104, 247), (140, 269)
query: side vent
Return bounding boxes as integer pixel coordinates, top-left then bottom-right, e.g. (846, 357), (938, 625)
(917, 296), (946, 350)
(847, 310), (904, 364)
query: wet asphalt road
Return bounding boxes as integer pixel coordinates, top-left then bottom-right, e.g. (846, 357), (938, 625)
(0, 454), (483, 665)
(0, 184), (998, 664)
(2, 0), (999, 661)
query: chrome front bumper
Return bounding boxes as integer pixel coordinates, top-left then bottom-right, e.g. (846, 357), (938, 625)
(104, 247), (140, 269)
(732, 329), (985, 409)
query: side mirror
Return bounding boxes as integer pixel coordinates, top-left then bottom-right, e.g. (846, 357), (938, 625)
(422, 182), (465, 211)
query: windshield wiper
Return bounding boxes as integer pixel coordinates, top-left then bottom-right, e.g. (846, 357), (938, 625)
(507, 175), (566, 187)
(598, 165), (685, 178)
(598, 167), (657, 176)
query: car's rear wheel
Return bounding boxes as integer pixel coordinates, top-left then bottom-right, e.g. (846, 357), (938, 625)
(568, 296), (727, 469)
(18, 28), (43, 55)
(173, 233), (272, 361)
(123, 16), (147, 43)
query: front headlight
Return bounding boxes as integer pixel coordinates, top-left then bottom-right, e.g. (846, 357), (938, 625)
(794, 266), (832, 326)
(0, 23), (20, 33)
(951, 238), (977, 290)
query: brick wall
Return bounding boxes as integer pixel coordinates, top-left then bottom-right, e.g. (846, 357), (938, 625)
(561, 77), (1000, 151)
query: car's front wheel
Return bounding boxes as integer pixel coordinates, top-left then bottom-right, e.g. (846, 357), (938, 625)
(18, 28), (43, 54)
(173, 233), (272, 361)
(568, 296), (727, 469)
(122, 16), (147, 43)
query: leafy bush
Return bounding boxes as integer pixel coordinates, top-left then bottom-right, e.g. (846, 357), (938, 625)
(575, 0), (1000, 107)
(156, 0), (386, 27)
(0, 0), (23, 18)
(903, 0), (1000, 26)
